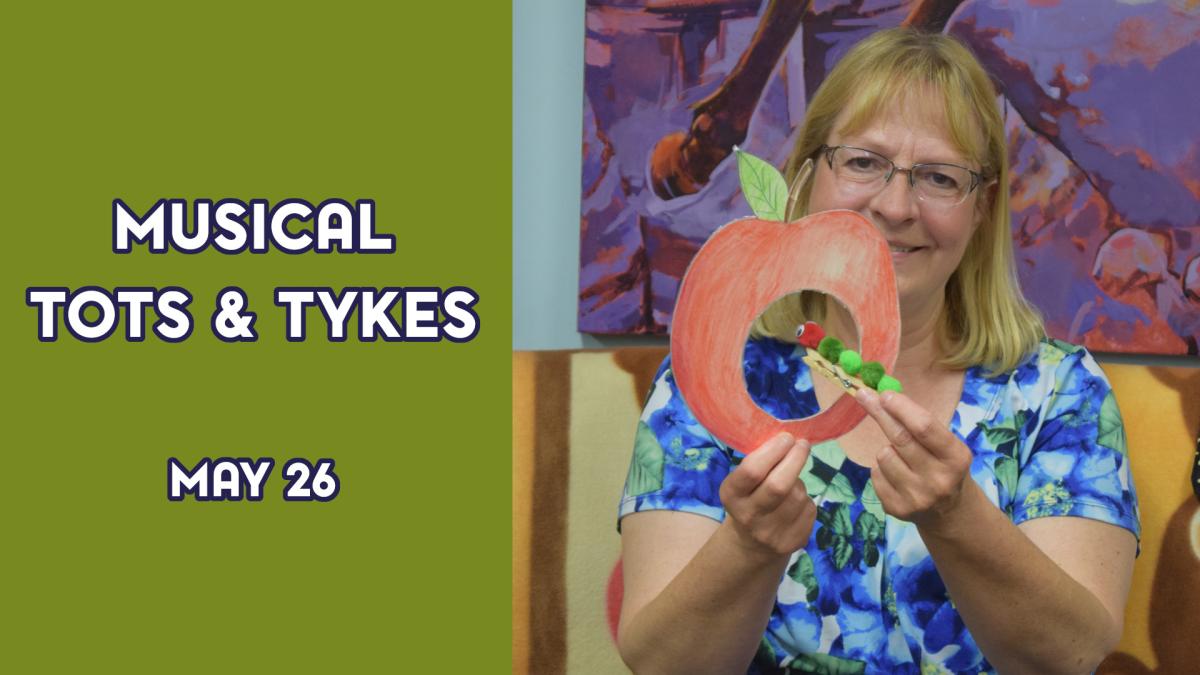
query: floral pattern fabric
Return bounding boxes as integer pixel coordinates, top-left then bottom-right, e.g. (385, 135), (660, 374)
(618, 338), (1140, 674)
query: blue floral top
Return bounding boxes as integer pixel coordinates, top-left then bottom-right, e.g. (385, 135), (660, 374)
(618, 338), (1140, 674)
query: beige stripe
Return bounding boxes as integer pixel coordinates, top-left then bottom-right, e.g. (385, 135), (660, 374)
(566, 350), (664, 674)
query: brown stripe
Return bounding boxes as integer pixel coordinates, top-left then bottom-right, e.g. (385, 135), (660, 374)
(613, 347), (670, 408)
(529, 351), (572, 675)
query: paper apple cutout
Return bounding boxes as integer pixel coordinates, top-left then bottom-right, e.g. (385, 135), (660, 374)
(670, 209), (899, 452)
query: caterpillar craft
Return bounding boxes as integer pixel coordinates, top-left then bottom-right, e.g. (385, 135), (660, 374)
(795, 321), (902, 394)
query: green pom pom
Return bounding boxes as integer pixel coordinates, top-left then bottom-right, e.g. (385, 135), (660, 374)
(877, 375), (903, 393)
(817, 336), (844, 362)
(860, 362), (885, 388)
(837, 349), (862, 375)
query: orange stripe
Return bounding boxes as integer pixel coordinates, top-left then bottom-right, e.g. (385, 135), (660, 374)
(512, 352), (535, 675)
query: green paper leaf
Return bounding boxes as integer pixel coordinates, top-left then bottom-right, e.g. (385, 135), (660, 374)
(785, 653), (867, 675)
(625, 420), (665, 496)
(736, 147), (789, 221)
(1097, 390), (1127, 455)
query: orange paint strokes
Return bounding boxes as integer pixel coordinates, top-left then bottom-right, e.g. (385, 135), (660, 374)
(645, 225), (701, 278)
(1093, 228), (1172, 298)
(1110, 13), (1199, 70)
(1077, 106), (1103, 128)
(585, 38), (612, 68)
(593, 244), (626, 266)
(1113, 16), (1158, 66)
(1133, 147), (1157, 171)
(1182, 175), (1200, 201)
(1086, 314), (1187, 355)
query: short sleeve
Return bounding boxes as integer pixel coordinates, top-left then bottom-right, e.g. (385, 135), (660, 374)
(616, 355), (733, 531)
(1012, 345), (1141, 542)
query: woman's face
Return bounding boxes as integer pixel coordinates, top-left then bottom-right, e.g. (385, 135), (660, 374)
(807, 97), (985, 316)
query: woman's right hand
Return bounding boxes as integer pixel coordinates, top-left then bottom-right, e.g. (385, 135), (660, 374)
(618, 433), (817, 673)
(719, 432), (817, 562)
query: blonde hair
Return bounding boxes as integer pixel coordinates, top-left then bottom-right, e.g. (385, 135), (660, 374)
(755, 27), (1044, 374)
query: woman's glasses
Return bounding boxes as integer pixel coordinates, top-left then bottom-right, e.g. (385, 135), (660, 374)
(819, 145), (987, 208)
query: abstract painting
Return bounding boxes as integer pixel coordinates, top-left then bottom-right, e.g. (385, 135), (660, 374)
(578, 0), (1200, 355)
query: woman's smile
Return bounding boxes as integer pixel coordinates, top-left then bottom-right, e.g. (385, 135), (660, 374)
(887, 242), (925, 260)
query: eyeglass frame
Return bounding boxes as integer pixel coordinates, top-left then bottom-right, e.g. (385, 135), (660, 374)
(817, 144), (990, 206)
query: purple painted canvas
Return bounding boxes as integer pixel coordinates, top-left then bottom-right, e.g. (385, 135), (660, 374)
(578, 0), (1200, 355)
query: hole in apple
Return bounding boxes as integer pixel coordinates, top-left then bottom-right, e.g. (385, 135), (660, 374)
(742, 291), (860, 422)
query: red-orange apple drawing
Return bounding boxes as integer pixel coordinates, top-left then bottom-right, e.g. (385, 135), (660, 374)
(671, 150), (900, 452)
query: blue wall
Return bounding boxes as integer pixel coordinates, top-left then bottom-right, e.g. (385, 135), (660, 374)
(513, 0), (667, 351)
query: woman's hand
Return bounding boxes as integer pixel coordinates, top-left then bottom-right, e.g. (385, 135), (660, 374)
(718, 433), (817, 561)
(854, 389), (974, 534)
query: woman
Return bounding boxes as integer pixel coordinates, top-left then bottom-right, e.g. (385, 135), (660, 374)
(616, 28), (1139, 675)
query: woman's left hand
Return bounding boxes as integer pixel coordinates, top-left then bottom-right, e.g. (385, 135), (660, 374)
(854, 388), (974, 533)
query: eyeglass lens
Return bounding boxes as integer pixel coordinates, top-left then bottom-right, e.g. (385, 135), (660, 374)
(828, 146), (974, 205)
